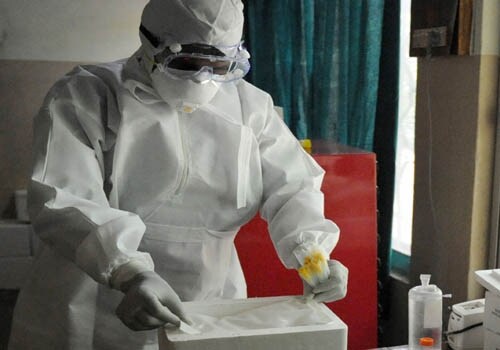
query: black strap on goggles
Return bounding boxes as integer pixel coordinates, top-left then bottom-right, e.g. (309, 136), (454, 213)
(139, 24), (161, 48)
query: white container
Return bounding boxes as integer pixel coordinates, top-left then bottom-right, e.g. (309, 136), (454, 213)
(484, 328), (500, 349)
(408, 274), (442, 349)
(447, 298), (484, 350)
(474, 269), (500, 349)
(475, 269), (500, 337)
(158, 296), (347, 350)
(484, 291), (500, 335)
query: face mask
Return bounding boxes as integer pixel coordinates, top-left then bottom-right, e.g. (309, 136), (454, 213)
(150, 69), (221, 113)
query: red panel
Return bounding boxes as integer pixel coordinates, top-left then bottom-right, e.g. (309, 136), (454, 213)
(235, 147), (378, 350)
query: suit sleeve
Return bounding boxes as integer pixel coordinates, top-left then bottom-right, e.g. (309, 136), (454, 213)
(28, 69), (154, 287)
(258, 96), (340, 269)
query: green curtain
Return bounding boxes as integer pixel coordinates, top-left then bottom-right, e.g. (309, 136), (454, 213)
(245, 0), (385, 150)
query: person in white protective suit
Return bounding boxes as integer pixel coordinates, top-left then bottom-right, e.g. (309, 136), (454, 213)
(8, 0), (348, 349)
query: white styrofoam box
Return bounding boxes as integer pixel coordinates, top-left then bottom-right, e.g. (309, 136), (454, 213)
(484, 328), (500, 349)
(0, 257), (34, 289)
(0, 222), (33, 257)
(158, 296), (347, 350)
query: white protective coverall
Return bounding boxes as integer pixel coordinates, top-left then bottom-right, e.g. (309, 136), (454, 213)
(8, 0), (340, 349)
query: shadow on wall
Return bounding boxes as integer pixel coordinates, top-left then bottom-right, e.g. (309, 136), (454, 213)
(0, 59), (85, 348)
(0, 60), (84, 218)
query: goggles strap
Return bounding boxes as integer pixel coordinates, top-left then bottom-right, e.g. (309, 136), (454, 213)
(139, 24), (161, 48)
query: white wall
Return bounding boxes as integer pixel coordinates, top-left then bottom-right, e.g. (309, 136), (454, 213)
(471, 0), (500, 56)
(0, 0), (148, 62)
(0, 0), (148, 216)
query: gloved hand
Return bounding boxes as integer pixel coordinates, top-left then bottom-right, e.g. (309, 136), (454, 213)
(115, 271), (188, 331)
(302, 260), (348, 303)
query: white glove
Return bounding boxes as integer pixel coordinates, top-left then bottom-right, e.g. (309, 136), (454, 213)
(116, 271), (188, 331)
(302, 260), (348, 303)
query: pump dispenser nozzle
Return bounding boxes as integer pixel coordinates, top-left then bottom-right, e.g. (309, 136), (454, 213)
(420, 274), (430, 286)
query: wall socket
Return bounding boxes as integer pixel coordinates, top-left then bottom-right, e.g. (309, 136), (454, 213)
(411, 26), (447, 49)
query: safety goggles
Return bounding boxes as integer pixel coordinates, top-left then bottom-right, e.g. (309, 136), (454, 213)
(154, 42), (251, 83)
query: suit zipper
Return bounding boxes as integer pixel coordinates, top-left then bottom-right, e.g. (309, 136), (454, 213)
(174, 113), (190, 196)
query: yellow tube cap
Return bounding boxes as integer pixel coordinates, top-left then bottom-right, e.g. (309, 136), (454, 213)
(300, 139), (312, 154)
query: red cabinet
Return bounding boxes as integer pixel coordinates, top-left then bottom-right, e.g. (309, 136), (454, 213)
(235, 143), (378, 350)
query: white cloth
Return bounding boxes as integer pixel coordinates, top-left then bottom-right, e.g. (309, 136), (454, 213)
(8, 50), (339, 349)
(173, 298), (334, 334)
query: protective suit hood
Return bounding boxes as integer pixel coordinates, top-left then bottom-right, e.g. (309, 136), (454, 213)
(140, 0), (244, 54)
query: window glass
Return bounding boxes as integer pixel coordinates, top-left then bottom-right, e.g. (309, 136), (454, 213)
(391, 0), (417, 257)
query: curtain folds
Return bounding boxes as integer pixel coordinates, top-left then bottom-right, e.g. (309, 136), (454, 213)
(245, 0), (385, 150)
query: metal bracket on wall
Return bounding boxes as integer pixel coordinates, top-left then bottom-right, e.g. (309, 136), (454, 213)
(411, 26), (448, 49)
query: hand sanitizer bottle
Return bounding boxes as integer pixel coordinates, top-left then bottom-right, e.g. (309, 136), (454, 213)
(408, 274), (442, 349)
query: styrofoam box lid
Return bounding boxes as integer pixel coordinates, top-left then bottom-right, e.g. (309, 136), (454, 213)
(161, 296), (347, 343)
(475, 269), (500, 295)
